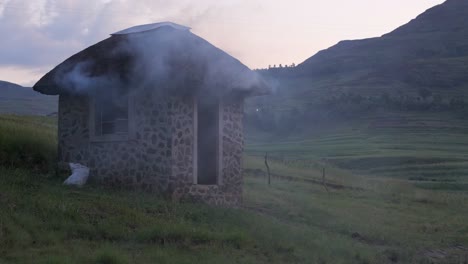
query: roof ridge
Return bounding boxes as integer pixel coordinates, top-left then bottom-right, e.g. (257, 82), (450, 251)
(111, 22), (191, 36)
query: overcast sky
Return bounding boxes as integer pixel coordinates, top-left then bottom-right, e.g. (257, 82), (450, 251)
(0, 0), (445, 86)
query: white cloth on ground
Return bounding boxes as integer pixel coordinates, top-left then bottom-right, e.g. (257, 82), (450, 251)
(63, 163), (89, 187)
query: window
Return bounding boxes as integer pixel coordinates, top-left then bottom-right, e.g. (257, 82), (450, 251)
(95, 96), (128, 136)
(90, 91), (132, 141)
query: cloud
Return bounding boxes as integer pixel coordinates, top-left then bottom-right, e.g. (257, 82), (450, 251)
(0, 0), (230, 69)
(0, 0), (269, 85)
(0, 0), (445, 85)
(0, 65), (49, 86)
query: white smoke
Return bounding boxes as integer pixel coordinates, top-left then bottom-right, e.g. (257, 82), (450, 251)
(53, 25), (270, 97)
(54, 60), (124, 95)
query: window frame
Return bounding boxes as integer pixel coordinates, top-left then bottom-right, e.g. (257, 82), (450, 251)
(89, 93), (136, 142)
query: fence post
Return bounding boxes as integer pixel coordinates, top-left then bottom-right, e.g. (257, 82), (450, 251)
(265, 152), (271, 186)
(322, 167), (329, 193)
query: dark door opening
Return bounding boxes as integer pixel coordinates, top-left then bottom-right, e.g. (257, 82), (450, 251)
(197, 98), (219, 185)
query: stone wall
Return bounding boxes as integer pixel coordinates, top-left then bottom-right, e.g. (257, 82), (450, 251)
(58, 89), (173, 193)
(58, 91), (244, 206)
(169, 96), (195, 196)
(170, 98), (244, 207)
(219, 100), (244, 205)
(57, 95), (90, 167)
(88, 89), (173, 193)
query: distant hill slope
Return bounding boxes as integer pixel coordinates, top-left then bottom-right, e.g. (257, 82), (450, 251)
(0, 80), (58, 116)
(248, 0), (468, 135)
(292, 0), (468, 96)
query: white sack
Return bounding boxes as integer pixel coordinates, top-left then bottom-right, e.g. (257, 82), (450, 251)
(63, 163), (89, 187)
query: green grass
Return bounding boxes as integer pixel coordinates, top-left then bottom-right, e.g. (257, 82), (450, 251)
(0, 115), (57, 172)
(2, 114), (468, 263)
(243, 157), (468, 264)
(246, 112), (468, 183)
(0, 167), (304, 263)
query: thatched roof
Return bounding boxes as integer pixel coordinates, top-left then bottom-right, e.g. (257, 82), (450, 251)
(33, 22), (270, 98)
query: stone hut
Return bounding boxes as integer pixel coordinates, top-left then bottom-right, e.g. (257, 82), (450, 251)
(33, 22), (269, 206)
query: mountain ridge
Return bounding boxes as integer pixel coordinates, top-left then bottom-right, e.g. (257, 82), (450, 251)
(248, 0), (468, 134)
(260, 0), (468, 101)
(297, 0), (468, 77)
(0, 80), (58, 115)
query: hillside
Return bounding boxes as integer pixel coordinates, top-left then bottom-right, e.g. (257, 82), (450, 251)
(249, 0), (468, 130)
(296, 0), (468, 94)
(2, 115), (468, 263)
(0, 80), (58, 116)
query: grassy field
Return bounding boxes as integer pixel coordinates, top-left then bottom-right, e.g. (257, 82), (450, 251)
(246, 112), (468, 184)
(0, 97), (57, 116)
(0, 115), (57, 172)
(0, 81), (58, 116)
(1, 114), (468, 263)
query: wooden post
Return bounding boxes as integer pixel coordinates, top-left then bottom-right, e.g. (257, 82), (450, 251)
(265, 152), (271, 186)
(322, 167), (329, 193)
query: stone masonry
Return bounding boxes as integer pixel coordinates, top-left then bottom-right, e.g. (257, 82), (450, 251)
(57, 89), (244, 207)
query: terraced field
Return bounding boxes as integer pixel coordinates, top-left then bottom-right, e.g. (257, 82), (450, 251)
(246, 112), (468, 189)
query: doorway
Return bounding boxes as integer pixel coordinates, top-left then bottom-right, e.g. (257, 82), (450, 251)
(196, 97), (220, 185)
